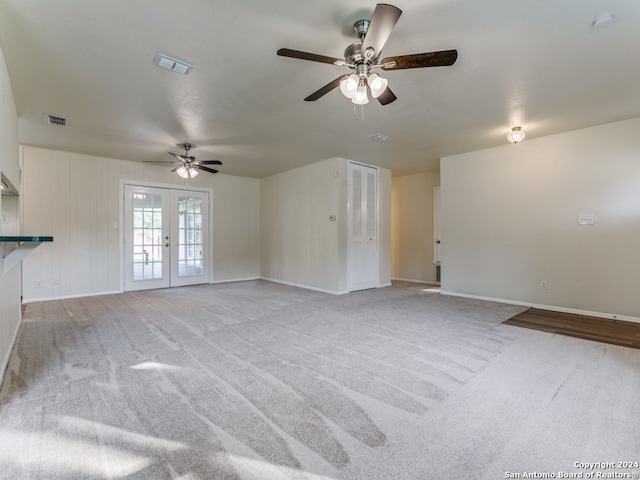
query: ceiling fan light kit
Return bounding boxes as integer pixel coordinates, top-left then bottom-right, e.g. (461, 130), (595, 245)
(339, 74), (359, 98)
(367, 73), (388, 98)
(176, 165), (199, 179)
(277, 3), (457, 108)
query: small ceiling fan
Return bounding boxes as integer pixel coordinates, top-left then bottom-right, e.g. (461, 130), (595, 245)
(277, 3), (457, 105)
(146, 143), (222, 179)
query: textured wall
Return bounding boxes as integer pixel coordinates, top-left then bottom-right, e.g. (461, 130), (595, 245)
(441, 118), (640, 319)
(260, 157), (347, 293)
(20, 146), (260, 301)
(0, 40), (21, 380)
(261, 157), (391, 294)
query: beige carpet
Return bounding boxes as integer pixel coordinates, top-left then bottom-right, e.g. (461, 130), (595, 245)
(1, 280), (639, 479)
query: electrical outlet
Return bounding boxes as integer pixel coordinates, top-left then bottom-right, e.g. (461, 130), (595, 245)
(35, 280), (43, 288)
(1, 213), (8, 223)
(541, 280), (548, 290)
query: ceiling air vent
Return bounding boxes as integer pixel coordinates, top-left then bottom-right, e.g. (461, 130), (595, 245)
(369, 133), (389, 142)
(153, 53), (192, 74)
(45, 114), (67, 126)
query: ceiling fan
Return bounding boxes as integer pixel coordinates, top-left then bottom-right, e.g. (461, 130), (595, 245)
(277, 3), (457, 106)
(146, 143), (222, 179)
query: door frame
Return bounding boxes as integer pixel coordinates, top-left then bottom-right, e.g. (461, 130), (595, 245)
(119, 179), (214, 292)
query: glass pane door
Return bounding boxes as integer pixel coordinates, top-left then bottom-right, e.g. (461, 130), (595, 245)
(170, 190), (210, 287)
(124, 185), (210, 291)
(124, 185), (170, 291)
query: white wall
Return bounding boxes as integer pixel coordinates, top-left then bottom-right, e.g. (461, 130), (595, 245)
(20, 146), (260, 301)
(261, 157), (347, 293)
(441, 118), (640, 319)
(0, 40), (21, 383)
(261, 157), (391, 294)
(391, 169), (439, 283)
(377, 167), (392, 287)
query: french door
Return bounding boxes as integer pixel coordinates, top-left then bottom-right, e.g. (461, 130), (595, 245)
(123, 184), (210, 291)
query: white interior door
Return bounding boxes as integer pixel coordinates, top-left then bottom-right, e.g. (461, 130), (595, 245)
(124, 184), (210, 291)
(348, 162), (378, 291)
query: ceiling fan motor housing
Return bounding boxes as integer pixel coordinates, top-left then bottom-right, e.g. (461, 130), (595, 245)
(344, 42), (364, 64)
(353, 19), (370, 40)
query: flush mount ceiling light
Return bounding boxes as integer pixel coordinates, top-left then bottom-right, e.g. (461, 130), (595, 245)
(153, 53), (192, 74)
(507, 126), (526, 144)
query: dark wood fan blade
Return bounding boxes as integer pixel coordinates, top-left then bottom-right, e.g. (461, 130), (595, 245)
(196, 165), (219, 174)
(277, 48), (342, 65)
(376, 86), (397, 105)
(380, 49), (458, 70)
(195, 160), (223, 165)
(361, 4), (402, 61)
(304, 75), (350, 101)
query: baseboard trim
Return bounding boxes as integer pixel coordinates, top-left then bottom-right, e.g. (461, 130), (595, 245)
(260, 277), (349, 295)
(211, 276), (260, 285)
(391, 276), (439, 285)
(0, 314), (22, 390)
(440, 290), (640, 324)
(391, 277), (439, 285)
(22, 290), (122, 304)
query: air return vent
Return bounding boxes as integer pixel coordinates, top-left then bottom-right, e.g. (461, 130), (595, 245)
(45, 114), (67, 126)
(153, 53), (192, 74)
(369, 133), (389, 142)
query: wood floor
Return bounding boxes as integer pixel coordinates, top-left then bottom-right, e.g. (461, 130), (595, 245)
(505, 308), (640, 349)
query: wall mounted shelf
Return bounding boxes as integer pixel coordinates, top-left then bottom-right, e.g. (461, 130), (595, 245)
(1, 236), (53, 273)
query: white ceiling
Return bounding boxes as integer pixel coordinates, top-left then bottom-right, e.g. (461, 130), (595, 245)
(1, 0), (639, 178)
